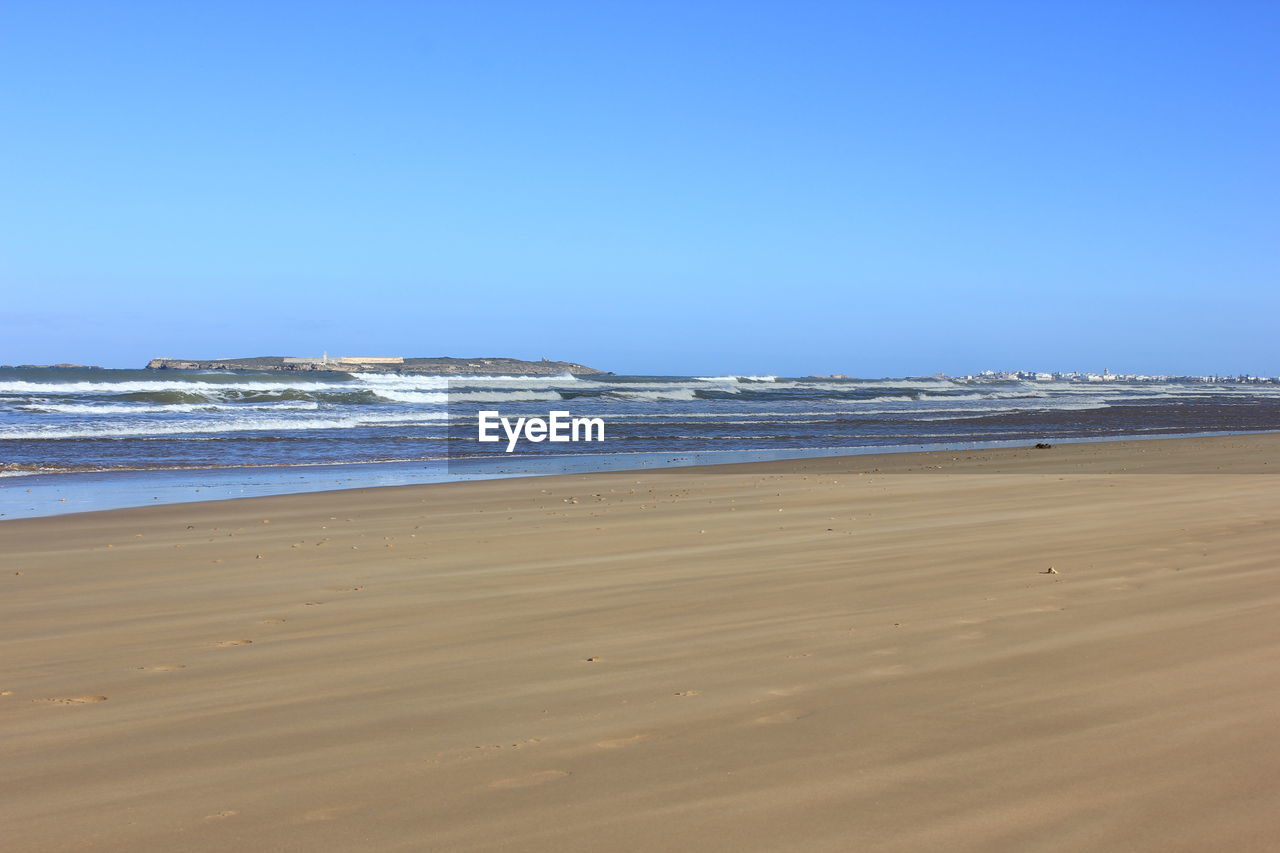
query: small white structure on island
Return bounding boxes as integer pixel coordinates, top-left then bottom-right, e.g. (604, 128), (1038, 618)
(282, 354), (403, 366)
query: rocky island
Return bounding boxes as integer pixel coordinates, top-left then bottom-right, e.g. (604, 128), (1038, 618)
(1, 363), (104, 370)
(146, 355), (609, 375)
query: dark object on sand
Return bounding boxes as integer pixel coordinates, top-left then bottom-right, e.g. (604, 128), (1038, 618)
(1034, 443), (1053, 449)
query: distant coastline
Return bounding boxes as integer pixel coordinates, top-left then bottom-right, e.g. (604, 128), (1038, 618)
(145, 355), (610, 375)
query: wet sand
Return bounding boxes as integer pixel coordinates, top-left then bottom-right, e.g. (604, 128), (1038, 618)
(3, 433), (1279, 851)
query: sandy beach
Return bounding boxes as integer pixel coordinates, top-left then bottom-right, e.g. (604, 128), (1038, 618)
(3, 433), (1279, 852)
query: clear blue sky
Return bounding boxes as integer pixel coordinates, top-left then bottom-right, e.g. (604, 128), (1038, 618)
(2, 1), (1276, 376)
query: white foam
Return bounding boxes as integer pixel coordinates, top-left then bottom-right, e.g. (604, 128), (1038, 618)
(610, 389), (700, 402)
(21, 402), (321, 414)
(454, 390), (564, 403)
(0, 410), (449, 440)
(845, 395), (916, 404)
(346, 375), (450, 391)
(0, 373), (581, 398)
(586, 380), (720, 389)
(354, 372), (583, 388)
(369, 389), (565, 404)
(0, 379), (352, 395)
(365, 390), (447, 403)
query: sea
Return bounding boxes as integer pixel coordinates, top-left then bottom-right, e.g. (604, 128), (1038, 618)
(2, 366), (1278, 519)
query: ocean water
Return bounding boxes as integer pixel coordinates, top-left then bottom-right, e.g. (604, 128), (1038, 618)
(2, 367), (1278, 517)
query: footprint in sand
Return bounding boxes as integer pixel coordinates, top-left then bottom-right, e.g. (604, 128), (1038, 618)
(489, 770), (571, 789)
(301, 804), (363, 822)
(596, 734), (654, 749)
(324, 586), (365, 593)
(38, 696), (107, 704)
(137, 665), (186, 672)
(261, 618), (287, 624)
(213, 639), (253, 647)
(753, 709), (813, 725)
(474, 738), (544, 751)
(674, 690), (700, 697)
(204, 810), (238, 820)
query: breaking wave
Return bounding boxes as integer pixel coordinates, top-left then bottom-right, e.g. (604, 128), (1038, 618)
(4, 367), (1276, 483)
(22, 402), (322, 414)
(0, 409), (450, 440)
(607, 389), (701, 402)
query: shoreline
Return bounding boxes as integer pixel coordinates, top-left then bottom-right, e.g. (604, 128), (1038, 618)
(4, 431), (1279, 850)
(4, 429), (1278, 521)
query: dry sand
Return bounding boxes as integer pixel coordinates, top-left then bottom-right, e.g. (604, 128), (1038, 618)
(3, 433), (1280, 851)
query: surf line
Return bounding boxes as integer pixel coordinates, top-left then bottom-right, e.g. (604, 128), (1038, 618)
(477, 410), (606, 453)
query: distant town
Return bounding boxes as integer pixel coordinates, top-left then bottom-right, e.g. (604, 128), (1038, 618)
(955, 369), (1280, 385)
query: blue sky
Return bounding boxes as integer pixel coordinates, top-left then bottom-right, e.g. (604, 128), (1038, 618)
(2, 1), (1276, 376)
